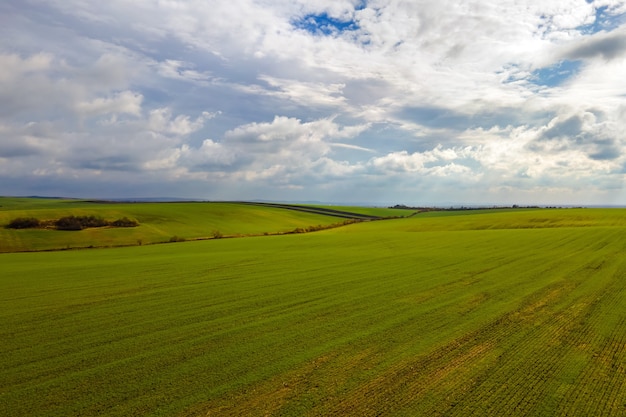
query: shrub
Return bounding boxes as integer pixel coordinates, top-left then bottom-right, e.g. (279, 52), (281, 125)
(55, 216), (85, 231)
(110, 217), (139, 227)
(211, 230), (223, 239)
(81, 215), (108, 228)
(56, 215), (108, 230)
(7, 215), (138, 231)
(6, 217), (40, 229)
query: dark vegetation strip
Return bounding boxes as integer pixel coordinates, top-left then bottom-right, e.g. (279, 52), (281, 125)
(6, 215), (138, 231)
(234, 201), (387, 220)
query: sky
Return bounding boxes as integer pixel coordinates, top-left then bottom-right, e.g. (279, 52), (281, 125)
(2, 0), (626, 206)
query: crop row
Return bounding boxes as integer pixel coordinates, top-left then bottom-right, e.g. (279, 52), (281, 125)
(1, 213), (626, 416)
(191, 227), (626, 416)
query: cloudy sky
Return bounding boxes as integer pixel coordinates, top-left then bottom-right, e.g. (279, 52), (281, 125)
(2, 0), (626, 205)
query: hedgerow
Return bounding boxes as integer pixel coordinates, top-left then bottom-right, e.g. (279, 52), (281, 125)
(5, 217), (40, 229)
(5, 215), (139, 230)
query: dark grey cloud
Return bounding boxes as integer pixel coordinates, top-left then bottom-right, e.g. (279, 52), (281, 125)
(73, 156), (141, 172)
(0, 121), (59, 158)
(564, 31), (626, 61)
(0, 141), (42, 158)
(396, 106), (470, 130)
(588, 139), (622, 161)
(529, 113), (623, 161)
(541, 115), (583, 140)
(396, 105), (549, 131)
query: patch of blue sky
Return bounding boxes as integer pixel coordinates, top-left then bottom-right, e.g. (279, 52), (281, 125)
(578, 5), (626, 34)
(293, 13), (359, 36)
(530, 60), (583, 87)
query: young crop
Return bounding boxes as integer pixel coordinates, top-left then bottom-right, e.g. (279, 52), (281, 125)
(0, 198), (365, 252)
(1, 205), (625, 416)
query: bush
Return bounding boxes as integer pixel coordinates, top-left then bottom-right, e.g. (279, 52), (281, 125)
(110, 217), (139, 227)
(55, 216), (85, 230)
(81, 215), (108, 228)
(6, 217), (40, 229)
(7, 215), (139, 231)
(56, 215), (108, 230)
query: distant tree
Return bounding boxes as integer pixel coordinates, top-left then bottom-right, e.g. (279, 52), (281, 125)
(56, 215), (109, 230)
(110, 217), (139, 227)
(6, 217), (40, 229)
(7, 215), (138, 231)
(55, 216), (84, 230)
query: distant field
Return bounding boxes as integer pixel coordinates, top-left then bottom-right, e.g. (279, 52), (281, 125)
(297, 203), (415, 218)
(0, 197), (413, 252)
(1, 206), (625, 416)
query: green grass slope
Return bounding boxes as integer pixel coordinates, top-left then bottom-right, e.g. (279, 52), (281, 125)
(0, 198), (398, 253)
(1, 209), (625, 416)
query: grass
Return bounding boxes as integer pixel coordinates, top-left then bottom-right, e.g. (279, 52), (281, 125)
(0, 198), (410, 252)
(1, 206), (625, 416)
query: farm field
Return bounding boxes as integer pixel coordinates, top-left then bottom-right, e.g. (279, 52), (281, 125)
(0, 197), (412, 253)
(1, 206), (626, 416)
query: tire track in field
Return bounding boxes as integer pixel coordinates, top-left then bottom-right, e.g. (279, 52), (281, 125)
(597, 329), (626, 416)
(429, 282), (581, 416)
(190, 229), (626, 417)
(563, 323), (626, 416)
(557, 255), (626, 416)
(321, 240), (626, 416)
(452, 248), (624, 417)
(408, 283), (572, 416)
(315, 279), (576, 417)
(453, 246), (626, 417)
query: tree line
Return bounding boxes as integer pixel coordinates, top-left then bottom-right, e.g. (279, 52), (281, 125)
(6, 215), (138, 231)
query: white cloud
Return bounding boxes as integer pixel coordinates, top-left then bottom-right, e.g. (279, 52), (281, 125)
(76, 91), (143, 117)
(157, 59), (215, 84)
(0, 53), (53, 82)
(224, 115), (366, 146)
(145, 108), (216, 136)
(77, 53), (139, 90)
(256, 75), (347, 108)
(2, 0), (626, 204)
(330, 143), (375, 153)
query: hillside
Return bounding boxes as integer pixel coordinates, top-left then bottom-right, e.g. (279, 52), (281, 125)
(0, 197), (414, 253)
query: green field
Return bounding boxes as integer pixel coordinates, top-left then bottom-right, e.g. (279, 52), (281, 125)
(1, 202), (625, 416)
(0, 198), (412, 252)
